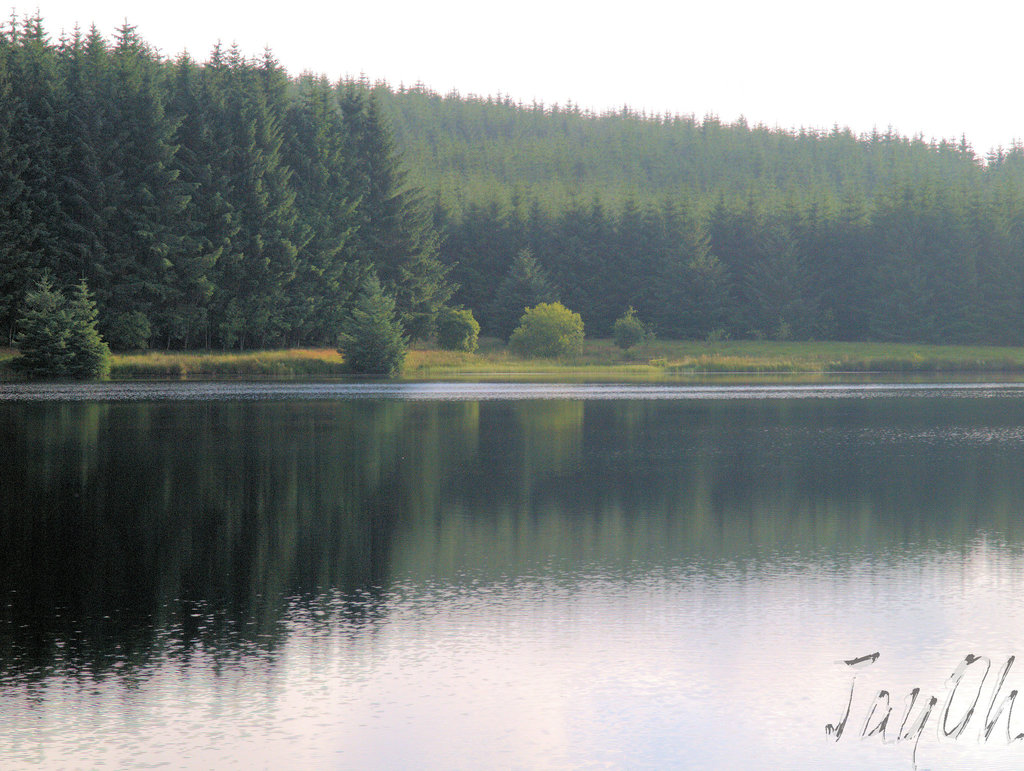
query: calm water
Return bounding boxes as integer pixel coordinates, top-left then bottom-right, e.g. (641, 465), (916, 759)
(4, 383), (1024, 769)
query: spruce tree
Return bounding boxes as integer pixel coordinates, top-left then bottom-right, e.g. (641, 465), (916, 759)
(282, 74), (359, 345)
(340, 84), (451, 339)
(12, 276), (109, 379)
(65, 278), (110, 378)
(12, 274), (71, 378)
(0, 16), (65, 346)
(338, 273), (407, 376)
(167, 49), (238, 348)
(104, 23), (191, 348)
(55, 26), (113, 302)
(212, 50), (302, 348)
(442, 200), (513, 318)
(488, 249), (558, 340)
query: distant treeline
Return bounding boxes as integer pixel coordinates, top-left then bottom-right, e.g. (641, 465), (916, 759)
(380, 86), (1024, 342)
(0, 17), (449, 349)
(4, 16), (1024, 348)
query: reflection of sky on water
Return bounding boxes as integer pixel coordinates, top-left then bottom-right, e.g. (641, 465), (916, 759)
(6, 390), (1024, 769)
(6, 380), (1024, 402)
(6, 540), (1024, 770)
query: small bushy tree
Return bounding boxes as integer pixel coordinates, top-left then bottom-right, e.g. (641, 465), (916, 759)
(338, 273), (407, 376)
(509, 302), (584, 359)
(612, 307), (648, 350)
(436, 306), (479, 352)
(13, 277), (110, 379)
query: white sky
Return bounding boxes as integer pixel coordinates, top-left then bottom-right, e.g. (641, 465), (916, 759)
(12, 0), (1024, 155)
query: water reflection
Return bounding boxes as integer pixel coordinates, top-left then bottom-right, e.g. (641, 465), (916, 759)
(5, 393), (1024, 767)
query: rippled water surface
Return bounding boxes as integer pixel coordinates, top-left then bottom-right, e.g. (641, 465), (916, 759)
(4, 382), (1024, 769)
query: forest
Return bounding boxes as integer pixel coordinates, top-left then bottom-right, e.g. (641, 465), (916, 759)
(382, 86), (1024, 343)
(0, 17), (449, 351)
(3, 16), (1024, 350)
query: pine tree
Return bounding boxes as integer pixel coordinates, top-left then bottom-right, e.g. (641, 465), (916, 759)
(65, 278), (110, 377)
(0, 15), (65, 346)
(488, 249), (559, 339)
(338, 273), (407, 376)
(212, 50), (302, 348)
(11, 274), (71, 378)
(12, 276), (109, 379)
(340, 84), (451, 339)
(282, 74), (359, 344)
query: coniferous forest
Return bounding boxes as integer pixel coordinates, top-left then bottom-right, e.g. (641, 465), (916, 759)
(4, 16), (1024, 349)
(0, 17), (450, 350)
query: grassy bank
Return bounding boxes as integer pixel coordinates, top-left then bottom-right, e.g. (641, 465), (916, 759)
(106, 348), (349, 379)
(107, 339), (1024, 380)
(6, 340), (1024, 381)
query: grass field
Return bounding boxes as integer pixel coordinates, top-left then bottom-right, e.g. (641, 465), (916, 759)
(6, 339), (1024, 381)
(407, 338), (1024, 378)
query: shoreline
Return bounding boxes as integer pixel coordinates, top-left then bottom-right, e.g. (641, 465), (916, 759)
(7, 340), (1024, 383)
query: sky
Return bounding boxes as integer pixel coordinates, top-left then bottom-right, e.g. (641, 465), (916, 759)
(11, 0), (1024, 156)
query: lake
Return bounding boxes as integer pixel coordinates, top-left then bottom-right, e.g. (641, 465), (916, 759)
(3, 382), (1024, 769)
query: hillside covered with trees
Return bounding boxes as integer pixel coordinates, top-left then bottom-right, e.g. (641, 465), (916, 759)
(3, 16), (1024, 351)
(380, 85), (1024, 343)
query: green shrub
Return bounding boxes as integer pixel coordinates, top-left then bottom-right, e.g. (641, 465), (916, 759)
(705, 328), (730, 343)
(338, 273), (407, 376)
(105, 310), (152, 351)
(612, 307), (647, 350)
(509, 302), (584, 359)
(436, 307), (480, 352)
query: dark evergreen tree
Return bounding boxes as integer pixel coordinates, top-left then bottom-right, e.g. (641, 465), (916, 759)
(55, 26), (114, 308)
(282, 74), (360, 344)
(159, 52), (224, 348)
(648, 198), (729, 338)
(98, 24), (192, 347)
(744, 221), (812, 340)
(442, 199), (514, 315)
(340, 84), (452, 339)
(488, 249), (559, 340)
(11, 274), (71, 378)
(0, 29), (33, 344)
(12, 276), (109, 378)
(6, 16), (1024, 352)
(212, 49), (302, 348)
(0, 16), (65, 345)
